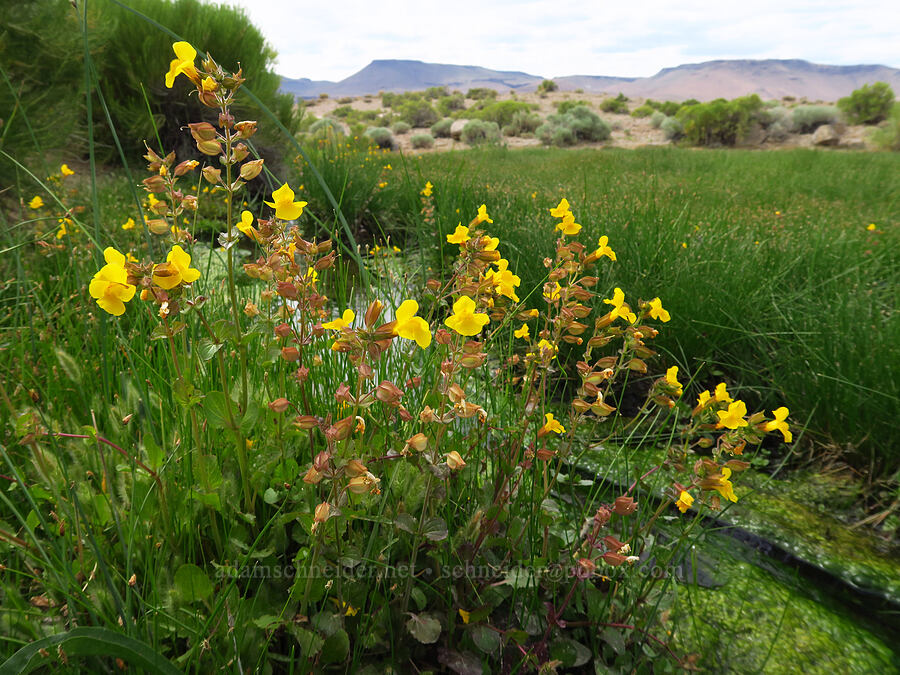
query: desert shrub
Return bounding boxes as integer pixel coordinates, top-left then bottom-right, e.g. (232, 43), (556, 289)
(537, 105), (611, 146)
(392, 121), (411, 134)
(502, 110), (543, 136)
(424, 86), (449, 99)
(460, 119), (501, 145)
(658, 101), (681, 116)
(430, 118), (453, 138)
(410, 132), (435, 149)
(331, 105), (353, 118)
(308, 117), (344, 137)
(381, 91), (398, 108)
(397, 99), (439, 128)
(364, 126), (396, 149)
(466, 87), (497, 100)
(318, 92), (328, 99)
(600, 93), (630, 114)
(536, 79), (558, 94)
(838, 82), (895, 124)
(631, 104), (655, 117)
(473, 100), (535, 128)
(556, 99), (591, 114)
(791, 105), (839, 133)
(650, 110), (667, 128)
(871, 103), (900, 150)
(682, 98), (700, 107)
(762, 106), (793, 141)
(437, 93), (466, 115)
(660, 115), (684, 140)
(337, 96), (354, 104)
(677, 95), (764, 146)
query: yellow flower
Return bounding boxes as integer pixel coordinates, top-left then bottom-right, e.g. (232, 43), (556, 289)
(56, 220), (69, 239)
(549, 198), (570, 218)
(681, 242), (687, 249)
(446, 450), (466, 470)
(237, 210), (257, 238)
(527, 309), (539, 318)
(164, 41), (199, 89)
(322, 309), (355, 330)
(697, 390), (711, 408)
(444, 295), (489, 336)
(594, 235), (616, 261)
(712, 467), (738, 502)
(152, 244), (201, 289)
(305, 267), (318, 284)
(514, 324), (530, 339)
(488, 259), (520, 302)
(264, 184), (307, 220)
(147, 193), (161, 209)
(475, 204), (492, 224)
(714, 382), (733, 403)
(483, 236), (499, 251)
(534, 338), (557, 360)
(394, 299), (432, 348)
(603, 287), (636, 324)
(446, 224), (470, 245)
(421, 181), (433, 197)
(377, 181), (387, 188)
(201, 76), (218, 92)
(716, 400), (748, 430)
(126, 252), (139, 263)
(555, 212), (581, 235)
(763, 406), (792, 443)
(60, 164), (74, 177)
(543, 281), (561, 302)
(28, 196), (43, 210)
(121, 217), (136, 231)
(676, 490), (694, 513)
(458, 609), (471, 624)
(665, 366), (683, 396)
(866, 223), (876, 231)
(540, 412), (566, 435)
(648, 297), (670, 322)
(89, 247), (136, 316)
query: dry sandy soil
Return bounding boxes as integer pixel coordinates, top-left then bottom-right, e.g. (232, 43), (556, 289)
(302, 91), (875, 154)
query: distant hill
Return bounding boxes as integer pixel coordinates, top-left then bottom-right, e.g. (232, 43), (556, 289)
(281, 58), (900, 102)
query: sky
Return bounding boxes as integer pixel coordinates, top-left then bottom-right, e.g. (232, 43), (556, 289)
(222, 1), (900, 82)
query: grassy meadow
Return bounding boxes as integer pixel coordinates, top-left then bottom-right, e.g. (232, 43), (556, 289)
(1, 3), (899, 673)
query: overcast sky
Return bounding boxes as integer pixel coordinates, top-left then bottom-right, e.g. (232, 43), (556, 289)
(222, 1), (899, 81)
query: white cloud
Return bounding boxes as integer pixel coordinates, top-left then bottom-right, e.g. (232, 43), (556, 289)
(220, 0), (900, 80)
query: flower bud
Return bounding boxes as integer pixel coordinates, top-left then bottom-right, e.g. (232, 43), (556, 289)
(293, 415), (318, 430)
(268, 398), (290, 413)
(446, 450), (466, 470)
(235, 120), (258, 138)
(328, 415), (355, 442)
(344, 459), (368, 477)
(197, 140), (222, 156)
(188, 122), (217, 142)
(231, 143), (249, 163)
(142, 175), (166, 193)
(364, 300), (383, 329)
(613, 496), (637, 516)
(202, 166), (221, 184)
(198, 90), (218, 108)
(375, 380), (403, 405)
(274, 323), (292, 338)
(147, 219), (169, 235)
(405, 433), (428, 452)
(281, 346), (300, 362)
(314, 502), (331, 524)
(303, 466), (322, 484)
(239, 159), (264, 180)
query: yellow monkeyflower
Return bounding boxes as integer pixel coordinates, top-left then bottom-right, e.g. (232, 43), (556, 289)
(648, 297), (670, 322)
(60, 164), (75, 177)
(514, 324), (530, 339)
(543, 281), (561, 302)
(697, 390), (712, 408)
(421, 181), (433, 197)
(152, 244), (201, 289)
(716, 400), (748, 430)
(483, 236), (499, 251)
(540, 412), (566, 435)
(237, 210), (258, 239)
(475, 204), (492, 224)
(322, 309), (354, 330)
(711, 467), (738, 503)
(555, 212), (581, 236)
(594, 235), (616, 261)
(665, 366), (683, 396)
(866, 223), (876, 231)
(714, 382), (733, 403)
(264, 184), (307, 220)
(56, 220), (69, 239)
(676, 490), (694, 513)
(603, 287), (636, 324)
(763, 407), (792, 443)
(446, 224), (470, 245)
(458, 609), (471, 624)
(549, 198), (570, 218)
(444, 295), (489, 336)
(89, 247), (136, 316)
(201, 76), (218, 92)
(121, 217), (136, 231)
(534, 338), (558, 360)
(394, 299), (432, 348)
(164, 41), (199, 88)
(28, 196), (44, 210)
(488, 259), (520, 302)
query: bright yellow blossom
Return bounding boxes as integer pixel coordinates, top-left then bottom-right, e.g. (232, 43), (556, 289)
(201, 76), (218, 92)
(28, 196), (43, 209)
(152, 244), (201, 289)
(421, 181), (433, 197)
(676, 490), (694, 513)
(697, 390), (711, 407)
(763, 407), (792, 443)
(514, 324), (530, 339)
(89, 247), (136, 316)
(555, 212), (582, 235)
(540, 412), (566, 435)
(665, 366), (683, 396)
(60, 164), (74, 177)
(487, 259), (520, 302)
(594, 235), (616, 261)
(711, 467), (738, 502)
(648, 297), (670, 322)
(549, 198), (570, 218)
(264, 184), (307, 220)
(121, 217), (136, 231)
(446, 224), (470, 245)
(237, 210), (258, 239)
(603, 287), (636, 324)
(716, 400), (748, 430)
(475, 204), (492, 224)
(444, 295), (489, 336)
(543, 281), (561, 302)
(394, 300), (432, 348)
(322, 309), (354, 330)
(714, 382), (733, 403)
(483, 236), (499, 251)
(164, 41), (199, 88)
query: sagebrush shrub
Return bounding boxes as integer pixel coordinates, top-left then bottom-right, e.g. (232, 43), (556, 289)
(308, 117), (345, 137)
(460, 119), (501, 145)
(397, 99), (440, 128)
(502, 110), (542, 136)
(556, 99), (591, 115)
(660, 116), (684, 140)
(791, 105), (839, 134)
(430, 118), (453, 138)
(364, 126), (396, 149)
(473, 100), (536, 128)
(600, 93), (629, 114)
(650, 110), (667, 129)
(410, 133), (435, 149)
(537, 105), (611, 146)
(631, 104), (655, 118)
(392, 121), (411, 135)
(677, 95), (764, 146)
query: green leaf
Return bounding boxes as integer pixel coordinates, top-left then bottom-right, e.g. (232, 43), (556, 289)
(320, 629), (349, 665)
(143, 436), (164, 470)
(406, 612), (441, 644)
(289, 627), (324, 657)
(239, 399), (260, 436)
(263, 488), (279, 505)
(172, 379), (200, 408)
(410, 587), (427, 611)
(394, 512), (417, 535)
(252, 614), (283, 630)
(471, 625), (501, 654)
(550, 638), (591, 667)
(201, 391), (234, 430)
(173, 563), (213, 603)
(422, 516), (448, 541)
(196, 338), (224, 362)
(0, 627), (181, 675)
(600, 626), (626, 655)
